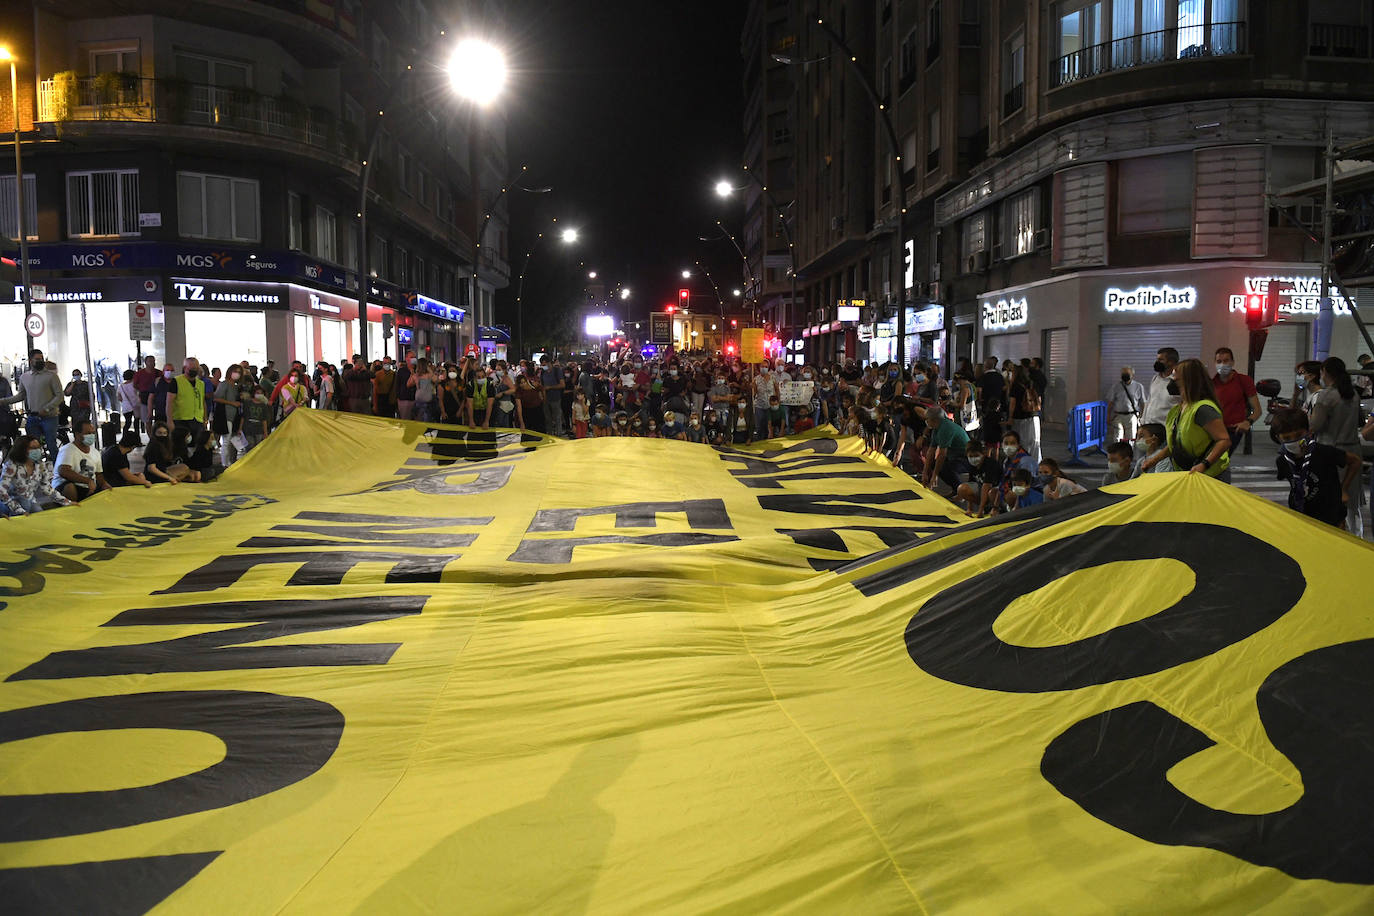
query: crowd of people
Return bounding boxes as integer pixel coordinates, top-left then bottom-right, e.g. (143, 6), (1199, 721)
(1, 344), (1369, 536)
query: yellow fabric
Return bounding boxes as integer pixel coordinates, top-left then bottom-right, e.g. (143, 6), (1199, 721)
(1166, 398), (1230, 477)
(169, 375), (204, 422)
(0, 409), (1370, 913)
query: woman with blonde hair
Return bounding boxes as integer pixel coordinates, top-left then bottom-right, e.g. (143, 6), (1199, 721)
(1162, 358), (1232, 482)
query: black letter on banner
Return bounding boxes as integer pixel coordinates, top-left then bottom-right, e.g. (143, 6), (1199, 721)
(0, 690), (342, 842)
(904, 521), (1305, 693)
(8, 595), (425, 681)
(0, 853), (221, 915)
(1042, 639), (1374, 884)
(758, 490), (950, 522)
(720, 455), (889, 489)
(509, 533), (739, 565)
(238, 511), (490, 549)
(526, 499), (732, 532)
(714, 438), (839, 458)
(154, 551), (457, 594)
(851, 490), (1131, 591)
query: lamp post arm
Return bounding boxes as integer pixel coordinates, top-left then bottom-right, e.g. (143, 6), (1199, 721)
(738, 167), (799, 348)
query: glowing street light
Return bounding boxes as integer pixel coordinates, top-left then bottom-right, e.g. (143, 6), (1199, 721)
(714, 180), (734, 198)
(561, 228), (579, 244)
(448, 38), (508, 107)
(588, 270), (597, 279)
(681, 269), (692, 279)
(732, 288), (742, 297)
(620, 288), (631, 300)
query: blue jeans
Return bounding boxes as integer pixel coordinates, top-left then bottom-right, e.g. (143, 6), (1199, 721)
(27, 413), (57, 459)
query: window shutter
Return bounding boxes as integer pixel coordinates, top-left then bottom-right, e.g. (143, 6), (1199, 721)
(1193, 145), (1266, 258)
(1053, 162), (1107, 268)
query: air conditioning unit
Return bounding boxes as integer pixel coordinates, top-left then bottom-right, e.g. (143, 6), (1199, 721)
(1034, 228), (1051, 250)
(965, 250), (989, 273)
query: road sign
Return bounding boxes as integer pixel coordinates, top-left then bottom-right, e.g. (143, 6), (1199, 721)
(29, 283), (46, 302)
(649, 312), (672, 346)
(465, 343), (480, 358)
(129, 302), (153, 340)
(24, 312), (44, 338)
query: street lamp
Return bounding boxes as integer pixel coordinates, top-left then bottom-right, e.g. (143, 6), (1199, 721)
(681, 269), (692, 279)
(620, 287), (631, 300)
(715, 171), (799, 362)
(588, 270), (597, 279)
(0, 47), (32, 326)
(473, 166), (551, 347)
(355, 34), (509, 365)
(514, 218), (579, 359)
(700, 222), (756, 322)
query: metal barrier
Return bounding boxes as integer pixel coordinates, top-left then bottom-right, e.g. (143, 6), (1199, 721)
(1066, 400), (1109, 466)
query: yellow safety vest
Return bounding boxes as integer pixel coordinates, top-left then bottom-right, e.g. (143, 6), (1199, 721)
(1166, 398), (1230, 478)
(171, 375), (204, 422)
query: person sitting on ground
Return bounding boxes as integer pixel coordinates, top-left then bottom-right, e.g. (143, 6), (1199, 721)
(143, 421), (188, 484)
(661, 410), (686, 441)
(956, 438), (1001, 517)
(1006, 467), (1044, 511)
(1101, 441), (1136, 487)
(590, 404), (613, 437)
(767, 395), (786, 438)
(1039, 457), (1086, 500)
(612, 410), (631, 437)
(52, 420), (109, 502)
(1272, 407), (1361, 529)
(185, 428), (218, 482)
(101, 430), (153, 489)
(684, 411), (704, 443)
(0, 435), (72, 514)
(792, 404), (816, 433)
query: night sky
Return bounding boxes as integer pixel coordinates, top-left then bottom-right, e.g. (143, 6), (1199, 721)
(498, 0), (748, 335)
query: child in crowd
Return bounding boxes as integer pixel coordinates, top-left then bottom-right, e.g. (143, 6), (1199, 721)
(1007, 467), (1044, 510)
(767, 396), (786, 438)
(591, 404), (613, 437)
(1039, 458), (1086, 499)
(1101, 441), (1135, 486)
(661, 410), (686, 441)
(571, 390), (590, 439)
(684, 412), (704, 442)
(1136, 422), (1173, 473)
(843, 406), (863, 438)
(792, 405), (816, 433)
(1272, 407), (1361, 528)
(956, 438), (1001, 516)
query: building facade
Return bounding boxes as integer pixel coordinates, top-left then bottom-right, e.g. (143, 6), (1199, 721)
(1, 0), (511, 386)
(744, 0), (1374, 426)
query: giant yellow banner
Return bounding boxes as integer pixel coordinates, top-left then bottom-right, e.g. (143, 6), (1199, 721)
(1, 409), (1371, 913)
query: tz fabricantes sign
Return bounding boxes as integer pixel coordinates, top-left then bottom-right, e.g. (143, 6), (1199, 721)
(1104, 285), (1197, 313)
(1227, 276), (1353, 317)
(982, 296), (1028, 332)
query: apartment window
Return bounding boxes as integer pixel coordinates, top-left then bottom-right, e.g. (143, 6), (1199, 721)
(1310, 0), (1372, 57)
(958, 0), (980, 45)
(395, 245), (408, 286)
(417, 169), (430, 209)
(342, 221), (358, 272)
(173, 53), (249, 88)
(66, 169), (139, 237)
(880, 59), (892, 105)
(0, 174), (37, 241)
(1055, 2), (1104, 84)
(899, 29), (918, 91)
(902, 133), (917, 186)
(398, 150), (414, 197)
(1118, 153), (1193, 233)
(178, 172), (260, 242)
(961, 211), (988, 260)
(287, 192), (303, 250)
(1055, 0), (1245, 86)
(371, 26), (390, 75)
(1004, 32), (1026, 116)
(926, 1), (942, 64)
(369, 233), (387, 278)
(1003, 189), (1039, 257)
(413, 255), (426, 292)
(313, 206), (336, 261)
(91, 48), (138, 75)
(926, 108), (941, 172)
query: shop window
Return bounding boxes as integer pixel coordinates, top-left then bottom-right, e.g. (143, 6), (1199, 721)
(0, 174), (37, 240)
(66, 168), (139, 238)
(313, 206), (337, 262)
(1117, 152), (1192, 234)
(287, 192), (303, 250)
(1002, 188), (1039, 258)
(178, 172), (259, 242)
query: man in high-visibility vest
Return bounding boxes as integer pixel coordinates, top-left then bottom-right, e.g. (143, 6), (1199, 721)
(166, 357), (208, 440)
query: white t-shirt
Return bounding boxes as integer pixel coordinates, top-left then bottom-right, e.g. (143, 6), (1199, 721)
(1141, 373), (1179, 424)
(52, 442), (102, 489)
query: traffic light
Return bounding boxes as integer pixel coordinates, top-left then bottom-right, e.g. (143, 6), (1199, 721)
(724, 341), (737, 356)
(1244, 285), (1279, 331)
(729, 318), (738, 329)
(666, 303), (675, 314)
(381, 312), (394, 340)
(678, 288), (690, 307)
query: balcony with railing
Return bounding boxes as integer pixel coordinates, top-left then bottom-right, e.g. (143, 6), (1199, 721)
(1309, 22), (1372, 58)
(1050, 21), (1247, 89)
(36, 74), (357, 162)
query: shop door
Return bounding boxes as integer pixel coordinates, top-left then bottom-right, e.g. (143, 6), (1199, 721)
(293, 314), (316, 368)
(982, 332), (1030, 365)
(1251, 322), (1307, 429)
(1099, 323), (1202, 401)
(1042, 327), (1070, 424)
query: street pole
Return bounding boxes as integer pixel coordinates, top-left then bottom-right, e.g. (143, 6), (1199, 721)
(468, 105), (481, 352)
(9, 55), (32, 326)
(1316, 126), (1336, 362)
(737, 167), (799, 362)
(812, 18), (906, 368)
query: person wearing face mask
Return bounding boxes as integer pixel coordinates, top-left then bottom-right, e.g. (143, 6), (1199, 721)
(612, 410), (631, 437)
(1100, 442), (1136, 487)
(1135, 422), (1173, 473)
(684, 411), (704, 443)
(101, 430), (153, 489)
(52, 420), (109, 502)
(63, 368), (93, 430)
(141, 422), (187, 483)
(2, 349), (64, 459)
(0, 434), (72, 514)
(439, 364), (465, 424)
(371, 359), (396, 418)
(1308, 356), (1364, 535)
(1211, 347), (1260, 454)
(1162, 358), (1231, 481)
(166, 357), (209, 441)
(643, 417), (661, 438)
(1272, 407), (1360, 528)
(538, 356), (565, 436)
(995, 429), (1039, 512)
(1006, 467), (1044, 511)
(341, 355), (374, 415)
(1294, 360), (1324, 413)
(956, 438), (1000, 516)
(242, 386), (272, 451)
(570, 389), (591, 438)
(1106, 367), (1146, 444)
(590, 403), (613, 437)
(277, 368), (311, 418)
(709, 371), (737, 434)
(1140, 347), (1181, 428)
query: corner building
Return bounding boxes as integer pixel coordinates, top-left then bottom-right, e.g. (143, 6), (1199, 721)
(936, 0), (1374, 421)
(0, 0), (511, 383)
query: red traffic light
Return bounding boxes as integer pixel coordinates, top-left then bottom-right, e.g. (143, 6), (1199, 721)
(666, 304), (676, 314)
(1245, 288), (1277, 331)
(725, 342), (736, 355)
(678, 288), (690, 302)
(729, 318), (738, 328)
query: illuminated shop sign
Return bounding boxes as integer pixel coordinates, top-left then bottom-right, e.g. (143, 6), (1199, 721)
(1104, 284), (1197, 313)
(981, 296), (1028, 331)
(1227, 276), (1353, 316)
